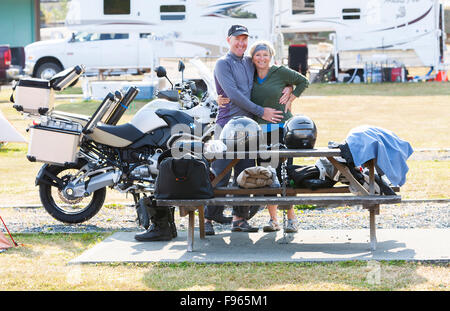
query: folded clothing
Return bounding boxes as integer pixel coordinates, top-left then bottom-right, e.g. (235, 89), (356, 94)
(237, 166), (277, 189)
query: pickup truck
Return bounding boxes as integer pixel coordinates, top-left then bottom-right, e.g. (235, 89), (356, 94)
(24, 30), (159, 79)
(24, 28), (209, 80)
(0, 45), (25, 85)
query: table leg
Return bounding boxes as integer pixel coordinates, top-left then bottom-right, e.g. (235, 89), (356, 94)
(367, 205), (379, 251)
(211, 159), (240, 187)
(327, 157), (369, 195)
(187, 210), (195, 252)
(198, 206), (205, 239)
(368, 159), (376, 195)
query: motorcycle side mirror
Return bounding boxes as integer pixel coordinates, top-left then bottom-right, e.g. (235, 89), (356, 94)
(178, 61), (185, 73)
(178, 60), (185, 82)
(155, 66), (167, 78)
(155, 66), (173, 89)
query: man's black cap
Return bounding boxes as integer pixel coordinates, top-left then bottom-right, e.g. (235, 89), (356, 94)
(228, 25), (249, 37)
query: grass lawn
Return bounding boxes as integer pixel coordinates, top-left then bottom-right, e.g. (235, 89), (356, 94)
(0, 82), (448, 292)
(0, 233), (448, 291)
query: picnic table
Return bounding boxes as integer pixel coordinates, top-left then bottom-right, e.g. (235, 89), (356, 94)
(156, 148), (401, 252)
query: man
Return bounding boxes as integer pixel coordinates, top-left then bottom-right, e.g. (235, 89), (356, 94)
(204, 25), (288, 235)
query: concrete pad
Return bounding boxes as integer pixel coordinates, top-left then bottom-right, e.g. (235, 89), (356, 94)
(70, 229), (450, 264)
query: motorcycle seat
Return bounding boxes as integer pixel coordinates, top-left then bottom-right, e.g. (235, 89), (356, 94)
(95, 123), (144, 144)
(155, 109), (195, 127)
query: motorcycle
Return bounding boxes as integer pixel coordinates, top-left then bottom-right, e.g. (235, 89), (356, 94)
(12, 64), (214, 224)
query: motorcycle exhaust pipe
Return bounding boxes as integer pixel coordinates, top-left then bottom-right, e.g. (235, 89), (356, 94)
(104, 87), (139, 125)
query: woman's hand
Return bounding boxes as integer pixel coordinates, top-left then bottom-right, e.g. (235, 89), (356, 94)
(279, 86), (293, 105)
(262, 107), (283, 123)
(216, 95), (230, 108)
(284, 94), (297, 113)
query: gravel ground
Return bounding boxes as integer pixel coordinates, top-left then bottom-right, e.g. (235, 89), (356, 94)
(0, 149), (448, 234)
(0, 202), (448, 234)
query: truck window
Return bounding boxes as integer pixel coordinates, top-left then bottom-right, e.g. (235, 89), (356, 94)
(72, 32), (100, 42)
(292, 0), (315, 15)
(104, 0), (130, 15)
(160, 5), (186, 20)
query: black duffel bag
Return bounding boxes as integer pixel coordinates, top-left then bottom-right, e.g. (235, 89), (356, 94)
(154, 155), (214, 199)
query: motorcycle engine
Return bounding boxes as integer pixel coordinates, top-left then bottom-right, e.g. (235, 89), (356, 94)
(129, 150), (162, 178)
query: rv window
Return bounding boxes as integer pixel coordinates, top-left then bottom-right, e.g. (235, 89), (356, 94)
(113, 33), (129, 40)
(343, 15), (360, 20)
(104, 0), (130, 15)
(99, 33), (129, 40)
(342, 8), (360, 13)
(140, 33), (154, 39)
(342, 8), (360, 20)
(292, 0), (315, 15)
(160, 5), (186, 20)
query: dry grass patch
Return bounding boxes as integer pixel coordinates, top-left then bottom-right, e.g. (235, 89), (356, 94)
(1, 235), (448, 291)
(293, 95), (450, 149)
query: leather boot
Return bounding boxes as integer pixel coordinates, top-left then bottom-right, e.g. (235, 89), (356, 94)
(134, 207), (173, 242)
(134, 222), (173, 241)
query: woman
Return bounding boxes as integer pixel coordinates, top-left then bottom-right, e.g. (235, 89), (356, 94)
(218, 40), (309, 233)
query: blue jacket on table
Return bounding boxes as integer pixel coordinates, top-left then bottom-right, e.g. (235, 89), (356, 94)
(345, 125), (414, 187)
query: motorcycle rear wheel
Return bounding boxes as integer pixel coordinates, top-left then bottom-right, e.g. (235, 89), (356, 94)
(39, 163), (107, 224)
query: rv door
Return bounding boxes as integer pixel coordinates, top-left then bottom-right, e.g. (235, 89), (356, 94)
(138, 33), (157, 70)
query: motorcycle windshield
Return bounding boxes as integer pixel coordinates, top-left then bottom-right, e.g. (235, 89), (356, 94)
(189, 58), (217, 99)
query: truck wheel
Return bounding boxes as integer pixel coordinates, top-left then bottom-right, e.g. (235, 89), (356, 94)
(35, 62), (62, 80)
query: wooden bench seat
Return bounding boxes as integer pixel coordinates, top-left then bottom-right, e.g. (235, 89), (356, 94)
(156, 193), (401, 252)
(213, 186), (400, 196)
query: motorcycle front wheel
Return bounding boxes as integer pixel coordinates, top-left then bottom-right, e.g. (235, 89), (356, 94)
(39, 162), (107, 224)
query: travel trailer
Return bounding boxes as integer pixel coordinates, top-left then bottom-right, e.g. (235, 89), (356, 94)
(278, 0), (447, 80)
(64, 0), (282, 57)
(25, 0), (284, 78)
(25, 0), (446, 81)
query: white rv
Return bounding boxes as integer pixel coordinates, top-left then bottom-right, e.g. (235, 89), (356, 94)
(25, 0), (283, 78)
(64, 0), (281, 57)
(24, 0), (446, 81)
(277, 0), (447, 79)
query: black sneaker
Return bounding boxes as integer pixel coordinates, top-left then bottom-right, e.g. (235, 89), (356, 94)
(204, 221), (215, 236)
(231, 219), (259, 232)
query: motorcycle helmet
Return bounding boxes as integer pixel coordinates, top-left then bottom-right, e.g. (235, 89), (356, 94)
(219, 116), (262, 151)
(283, 115), (317, 149)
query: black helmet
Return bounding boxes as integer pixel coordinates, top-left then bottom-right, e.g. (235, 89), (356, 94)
(220, 116), (262, 151)
(283, 115), (317, 149)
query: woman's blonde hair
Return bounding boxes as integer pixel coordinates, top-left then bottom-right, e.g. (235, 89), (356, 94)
(249, 40), (275, 58)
